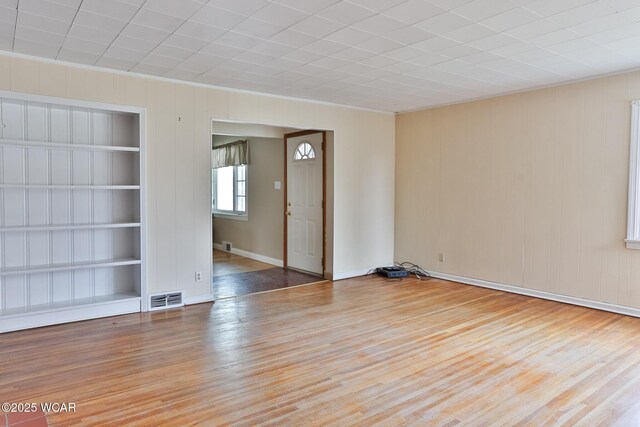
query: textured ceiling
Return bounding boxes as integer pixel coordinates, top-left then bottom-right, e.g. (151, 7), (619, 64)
(2, 0), (640, 112)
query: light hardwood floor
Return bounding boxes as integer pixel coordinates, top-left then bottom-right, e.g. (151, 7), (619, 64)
(212, 249), (274, 277)
(3, 276), (640, 425)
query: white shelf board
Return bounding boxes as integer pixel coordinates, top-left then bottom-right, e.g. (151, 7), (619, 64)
(0, 293), (141, 333)
(0, 222), (141, 232)
(0, 138), (139, 152)
(0, 184), (140, 190)
(0, 258), (141, 276)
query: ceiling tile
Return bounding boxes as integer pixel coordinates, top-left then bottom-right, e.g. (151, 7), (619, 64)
(214, 31), (263, 50)
(414, 12), (474, 33)
(468, 32), (519, 50)
(162, 33), (209, 51)
(6, 0), (640, 112)
(189, 5), (245, 30)
(452, 0), (517, 21)
(412, 36), (458, 51)
(302, 38), (349, 55)
(252, 3), (309, 27)
(120, 23), (170, 44)
(547, 2), (615, 27)
(480, 8), (541, 32)
(62, 36), (108, 54)
(19, 0), (77, 22)
(383, 0), (445, 25)
(0, 5), (16, 26)
(272, 0), (340, 14)
(289, 15), (344, 38)
(15, 25), (65, 46)
(111, 34), (159, 51)
(317, 1), (376, 25)
(81, 0), (140, 21)
(17, 11), (70, 35)
(325, 26), (373, 46)
(207, 0), (270, 16)
(442, 23), (496, 42)
(150, 43), (195, 59)
(357, 36), (403, 54)
(73, 10), (127, 33)
(13, 38), (60, 57)
(232, 18), (285, 39)
(49, 0), (82, 9)
(352, 14), (406, 34)
(269, 28), (318, 48)
(176, 52), (226, 73)
(143, 0), (204, 20)
(523, 0), (594, 17)
(57, 47), (100, 64)
(67, 24), (119, 45)
(622, 6), (640, 22)
(600, 0), (640, 12)
(130, 8), (184, 31)
(250, 40), (292, 57)
(347, 0), (406, 13)
(528, 28), (580, 47)
(331, 46), (375, 61)
(505, 18), (561, 39)
(175, 21), (226, 42)
(382, 46), (425, 60)
(571, 13), (632, 37)
(384, 26), (434, 44)
(103, 44), (147, 62)
(140, 53), (181, 67)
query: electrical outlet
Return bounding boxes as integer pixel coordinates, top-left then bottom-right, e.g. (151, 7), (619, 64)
(195, 272), (203, 282)
(439, 253), (445, 262)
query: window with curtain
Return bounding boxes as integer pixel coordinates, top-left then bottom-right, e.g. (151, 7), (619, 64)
(212, 140), (249, 217)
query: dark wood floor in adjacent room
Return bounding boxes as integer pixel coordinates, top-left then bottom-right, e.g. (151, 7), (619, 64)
(212, 249), (323, 299)
(3, 276), (640, 426)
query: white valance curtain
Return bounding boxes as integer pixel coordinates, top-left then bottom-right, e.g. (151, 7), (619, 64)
(212, 139), (249, 169)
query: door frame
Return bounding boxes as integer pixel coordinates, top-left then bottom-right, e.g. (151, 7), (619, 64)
(283, 129), (326, 277)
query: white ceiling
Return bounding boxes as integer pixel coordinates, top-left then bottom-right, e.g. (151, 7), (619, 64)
(2, 0), (640, 112)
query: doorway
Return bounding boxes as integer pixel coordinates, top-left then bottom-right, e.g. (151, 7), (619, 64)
(284, 131), (325, 276)
(210, 123), (331, 300)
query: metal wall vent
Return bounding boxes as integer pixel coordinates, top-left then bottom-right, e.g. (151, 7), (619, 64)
(149, 291), (184, 311)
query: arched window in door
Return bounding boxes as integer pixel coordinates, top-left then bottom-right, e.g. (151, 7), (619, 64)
(293, 141), (315, 160)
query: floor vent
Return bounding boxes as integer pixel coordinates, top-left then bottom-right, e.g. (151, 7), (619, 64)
(222, 241), (232, 252)
(149, 291), (184, 311)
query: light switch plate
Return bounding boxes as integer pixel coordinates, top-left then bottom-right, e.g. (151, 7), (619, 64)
(274, 181), (281, 190)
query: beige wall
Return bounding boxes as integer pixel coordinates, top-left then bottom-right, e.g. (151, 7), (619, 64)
(212, 135), (284, 261)
(396, 71), (640, 310)
(0, 53), (395, 300)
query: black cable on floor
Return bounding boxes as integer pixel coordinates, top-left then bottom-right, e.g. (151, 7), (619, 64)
(367, 262), (431, 281)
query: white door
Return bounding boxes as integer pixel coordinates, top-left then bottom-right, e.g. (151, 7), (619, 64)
(286, 132), (323, 275)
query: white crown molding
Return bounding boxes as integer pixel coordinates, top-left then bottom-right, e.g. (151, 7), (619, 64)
(399, 64), (640, 115)
(0, 50), (394, 116)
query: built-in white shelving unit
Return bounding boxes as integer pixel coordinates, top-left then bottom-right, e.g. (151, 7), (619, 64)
(0, 91), (146, 333)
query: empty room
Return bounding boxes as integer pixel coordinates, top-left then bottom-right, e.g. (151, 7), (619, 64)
(1, 0), (640, 425)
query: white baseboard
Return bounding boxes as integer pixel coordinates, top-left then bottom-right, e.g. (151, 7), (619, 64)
(0, 297), (141, 334)
(430, 271), (640, 318)
(213, 243), (283, 267)
(184, 294), (215, 305)
(332, 268), (376, 281)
